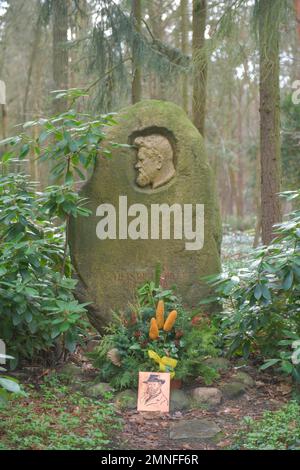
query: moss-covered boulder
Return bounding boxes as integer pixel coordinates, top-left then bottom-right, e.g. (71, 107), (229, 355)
(69, 100), (221, 331)
(203, 357), (230, 371)
(170, 389), (191, 411)
(232, 371), (255, 388)
(114, 390), (137, 410)
(191, 387), (222, 407)
(221, 382), (246, 399)
(84, 382), (113, 398)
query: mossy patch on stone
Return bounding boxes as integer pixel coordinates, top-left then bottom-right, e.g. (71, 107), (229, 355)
(191, 387), (222, 407)
(232, 371), (255, 388)
(58, 364), (84, 382)
(114, 390), (137, 410)
(170, 389), (191, 411)
(221, 382), (246, 399)
(84, 382), (113, 398)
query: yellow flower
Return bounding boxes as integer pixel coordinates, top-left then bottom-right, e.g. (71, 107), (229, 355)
(148, 350), (178, 378)
(163, 310), (177, 332)
(156, 300), (165, 329)
(149, 318), (159, 340)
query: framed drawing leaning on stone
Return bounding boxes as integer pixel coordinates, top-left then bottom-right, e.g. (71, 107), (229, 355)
(137, 372), (170, 413)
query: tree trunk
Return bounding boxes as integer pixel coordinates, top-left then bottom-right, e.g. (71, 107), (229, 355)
(131, 0), (142, 104)
(147, 1), (166, 100)
(295, 0), (300, 42)
(236, 83), (244, 219)
(228, 164), (238, 218)
(70, 0), (90, 90)
(259, 0), (282, 245)
(1, 104), (7, 140)
(181, 0), (189, 113)
(23, 0), (42, 122)
(52, 0), (69, 114)
(294, 0), (300, 79)
(192, 0), (207, 136)
(0, 11), (8, 144)
(253, 149), (261, 247)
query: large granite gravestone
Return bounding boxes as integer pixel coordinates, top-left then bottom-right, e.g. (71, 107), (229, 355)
(69, 100), (221, 331)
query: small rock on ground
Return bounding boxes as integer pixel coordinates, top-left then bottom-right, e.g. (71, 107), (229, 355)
(221, 382), (246, 399)
(170, 389), (191, 411)
(169, 419), (221, 440)
(59, 363), (83, 378)
(84, 382), (113, 398)
(232, 371), (255, 388)
(191, 387), (222, 406)
(115, 390), (137, 410)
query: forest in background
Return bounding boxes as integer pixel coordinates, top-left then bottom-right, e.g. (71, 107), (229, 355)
(0, 0), (299, 240)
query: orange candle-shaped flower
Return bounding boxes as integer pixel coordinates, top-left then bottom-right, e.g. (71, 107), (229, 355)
(163, 310), (177, 332)
(149, 318), (159, 340)
(156, 300), (165, 329)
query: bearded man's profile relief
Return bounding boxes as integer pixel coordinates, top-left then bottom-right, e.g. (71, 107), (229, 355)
(134, 134), (175, 189)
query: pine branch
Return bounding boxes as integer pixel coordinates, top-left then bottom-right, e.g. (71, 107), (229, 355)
(85, 56), (132, 92)
(141, 18), (155, 41)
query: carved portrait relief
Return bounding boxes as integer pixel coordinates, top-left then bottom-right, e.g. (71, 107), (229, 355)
(134, 134), (175, 189)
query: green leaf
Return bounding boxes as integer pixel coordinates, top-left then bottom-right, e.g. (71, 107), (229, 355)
(278, 339), (293, 346)
(129, 344), (141, 351)
(0, 377), (21, 393)
(23, 120), (37, 129)
(59, 322), (71, 333)
(38, 130), (51, 144)
(69, 140), (79, 152)
(254, 283), (262, 300)
(281, 361), (293, 374)
(12, 314), (22, 326)
(0, 136), (21, 146)
(0, 388), (9, 404)
(282, 271), (294, 290)
(74, 166), (86, 180)
(65, 332), (77, 353)
(24, 287), (39, 297)
(262, 285), (271, 301)
(0, 354), (14, 360)
(1, 151), (14, 163)
(19, 143), (30, 160)
(260, 359), (280, 370)
(65, 171), (74, 184)
(0, 267), (7, 277)
(242, 341), (251, 359)
(25, 311), (33, 323)
(50, 328), (61, 339)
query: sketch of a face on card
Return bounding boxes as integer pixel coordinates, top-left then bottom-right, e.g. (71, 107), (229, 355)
(137, 372), (170, 413)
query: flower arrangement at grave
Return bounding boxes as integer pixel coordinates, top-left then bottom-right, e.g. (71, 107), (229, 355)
(91, 282), (220, 390)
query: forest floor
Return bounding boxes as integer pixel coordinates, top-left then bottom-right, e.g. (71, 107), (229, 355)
(0, 229), (297, 450)
(0, 356), (293, 450)
(118, 366), (291, 450)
